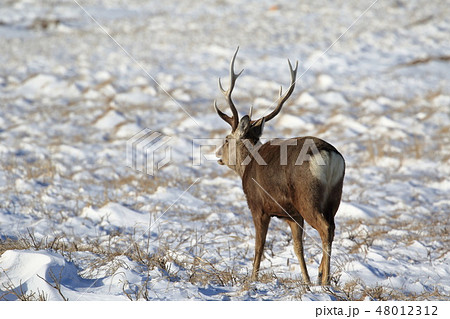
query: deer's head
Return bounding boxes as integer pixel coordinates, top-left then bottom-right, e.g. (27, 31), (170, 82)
(214, 47), (298, 172)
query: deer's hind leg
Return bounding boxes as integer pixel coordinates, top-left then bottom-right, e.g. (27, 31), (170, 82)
(316, 217), (334, 285)
(317, 181), (342, 285)
(298, 205), (334, 286)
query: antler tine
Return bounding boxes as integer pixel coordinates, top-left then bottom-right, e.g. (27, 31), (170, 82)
(255, 59), (298, 124)
(217, 47), (243, 130)
(214, 100), (235, 127)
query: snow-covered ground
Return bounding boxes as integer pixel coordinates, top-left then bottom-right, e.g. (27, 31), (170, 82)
(0, 0), (449, 300)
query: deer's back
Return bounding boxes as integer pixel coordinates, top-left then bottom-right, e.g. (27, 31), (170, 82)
(242, 137), (345, 219)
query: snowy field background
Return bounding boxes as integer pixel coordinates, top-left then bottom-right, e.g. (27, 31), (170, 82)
(0, 0), (449, 300)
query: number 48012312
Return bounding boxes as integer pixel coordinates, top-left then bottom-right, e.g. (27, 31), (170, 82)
(375, 305), (438, 316)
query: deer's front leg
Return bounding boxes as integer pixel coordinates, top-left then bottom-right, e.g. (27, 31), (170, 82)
(251, 212), (270, 281)
(287, 218), (311, 285)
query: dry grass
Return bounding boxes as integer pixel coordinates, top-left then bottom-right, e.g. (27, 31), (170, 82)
(1, 279), (49, 301)
(2, 210), (448, 301)
(325, 279), (448, 301)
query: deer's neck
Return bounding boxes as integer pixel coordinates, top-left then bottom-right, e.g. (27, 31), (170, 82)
(232, 140), (259, 179)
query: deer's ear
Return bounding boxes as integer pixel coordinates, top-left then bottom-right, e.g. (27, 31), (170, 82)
(250, 117), (265, 138)
(236, 115), (251, 138)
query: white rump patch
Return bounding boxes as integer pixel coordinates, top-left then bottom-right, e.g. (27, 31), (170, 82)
(310, 150), (344, 208)
(310, 150), (344, 187)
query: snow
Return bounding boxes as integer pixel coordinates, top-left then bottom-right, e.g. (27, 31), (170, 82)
(337, 202), (376, 220)
(81, 203), (149, 230)
(0, 250), (106, 301)
(93, 110), (126, 130)
(0, 0), (449, 301)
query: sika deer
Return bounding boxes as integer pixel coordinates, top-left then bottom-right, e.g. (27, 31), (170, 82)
(214, 48), (345, 285)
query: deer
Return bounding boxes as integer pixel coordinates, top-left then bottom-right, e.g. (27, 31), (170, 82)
(214, 48), (345, 285)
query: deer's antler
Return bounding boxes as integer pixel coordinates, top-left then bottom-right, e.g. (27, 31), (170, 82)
(214, 47), (243, 130)
(251, 59), (298, 124)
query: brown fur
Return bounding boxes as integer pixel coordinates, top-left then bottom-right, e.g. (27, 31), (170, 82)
(218, 132), (345, 285)
(214, 49), (345, 285)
